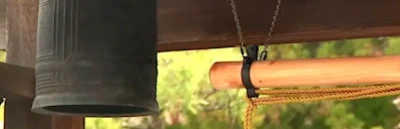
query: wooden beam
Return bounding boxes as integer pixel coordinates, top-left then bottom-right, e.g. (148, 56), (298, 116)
(6, 0), (37, 67)
(0, 0), (5, 49)
(5, 98), (52, 129)
(2, 0), (400, 52)
(210, 56), (400, 89)
(157, 0), (400, 51)
(6, 0), (85, 128)
(0, 63), (34, 99)
(52, 117), (85, 129)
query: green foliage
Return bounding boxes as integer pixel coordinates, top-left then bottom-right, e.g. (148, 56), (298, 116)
(156, 48), (246, 129)
(0, 50), (5, 62)
(325, 103), (364, 129)
(85, 118), (122, 129)
(85, 37), (400, 129)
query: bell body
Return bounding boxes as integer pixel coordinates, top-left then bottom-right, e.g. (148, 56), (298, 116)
(33, 0), (158, 116)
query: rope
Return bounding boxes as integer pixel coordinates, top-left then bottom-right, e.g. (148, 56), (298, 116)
(244, 84), (400, 129)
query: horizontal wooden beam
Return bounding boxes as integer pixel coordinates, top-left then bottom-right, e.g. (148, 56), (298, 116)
(2, 0), (400, 51)
(157, 0), (400, 51)
(0, 62), (34, 98)
(210, 56), (400, 89)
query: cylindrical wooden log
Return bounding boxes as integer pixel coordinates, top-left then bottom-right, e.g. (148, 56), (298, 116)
(210, 56), (400, 89)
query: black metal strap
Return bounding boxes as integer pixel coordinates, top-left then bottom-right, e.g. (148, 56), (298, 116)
(241, 45), (259, 98)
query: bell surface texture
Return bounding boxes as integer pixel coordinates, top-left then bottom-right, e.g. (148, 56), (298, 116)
(33, 0), (159, 117)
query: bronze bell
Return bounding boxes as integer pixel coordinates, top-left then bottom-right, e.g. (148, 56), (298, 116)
(32, 0), (159, 117)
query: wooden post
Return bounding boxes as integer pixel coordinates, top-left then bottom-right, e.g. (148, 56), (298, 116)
(6, 0), (84, 128)
(0, 0), (5, 49)
(210, 56), (400, 89)
(4, 98), (52, 129)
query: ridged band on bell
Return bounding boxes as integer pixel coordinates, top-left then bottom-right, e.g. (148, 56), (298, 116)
(33, 0), (158, 117)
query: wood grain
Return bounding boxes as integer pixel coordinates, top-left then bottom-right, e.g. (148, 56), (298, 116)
(5, 98), (52, 129)
(6, 0), (38, 67)
(210, 56), (400, 89)
(0, 63), (35, 99)
(0, 0), (5, 49)
(3, 0), (400, 52)
(52, 117), (84, 129)
(157, 0), (400, 51)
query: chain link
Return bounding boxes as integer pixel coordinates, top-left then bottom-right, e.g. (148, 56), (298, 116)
(229, 0), (282, 56)
(263, 0), (282, 52)
(230, 0), (246, 56)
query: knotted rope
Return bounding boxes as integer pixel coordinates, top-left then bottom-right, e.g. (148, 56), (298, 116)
(244, 84), (400, 129)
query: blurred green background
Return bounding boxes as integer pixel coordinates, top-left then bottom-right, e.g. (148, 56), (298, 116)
(2, 37), (400, 129)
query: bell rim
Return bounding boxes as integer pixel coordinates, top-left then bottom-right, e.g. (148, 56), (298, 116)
(31, 106), (160, 117)
(31, 94), (159, 117)
(31, 103), (160, 117)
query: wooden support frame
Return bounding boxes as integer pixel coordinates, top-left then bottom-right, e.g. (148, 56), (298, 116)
(0, 63), (85, 129)
(210, 56), (400, 89)
(157, 0), (400, 51)
(2, 0), (400, 52)
(0, 63), (35, 99)
(3, 0), (400, 128)
(0, 0), (5, 49)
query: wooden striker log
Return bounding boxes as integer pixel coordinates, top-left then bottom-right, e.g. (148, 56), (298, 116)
(210, 56), (400, 89)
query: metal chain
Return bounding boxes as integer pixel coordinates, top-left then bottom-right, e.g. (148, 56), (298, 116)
(263, 0), (282, 52)
(230, 0), (246, 56)
(229, 0), (282, 56)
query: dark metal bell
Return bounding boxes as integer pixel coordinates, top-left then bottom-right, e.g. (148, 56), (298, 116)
(33, 0), (158, 117)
